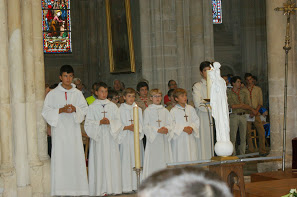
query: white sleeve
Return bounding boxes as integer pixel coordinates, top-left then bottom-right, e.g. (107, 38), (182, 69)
(164, 109), (174, 141)
(117, 108), (128, 144)
(73, 93), (88, 124)
(84, 107), (101, 142)
(192, 82), (208, 112)
(41, 93), (60, 127)
(143, 109), (159, 143)
(170, 109), (185, 139)
(109, 105), (123, 142)
(189, 107), (200, 138)
(139, 109), (144, 140)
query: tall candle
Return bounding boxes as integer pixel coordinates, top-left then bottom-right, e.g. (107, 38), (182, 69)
(207, 70), (212, 99)
(133, 105), (141, 169)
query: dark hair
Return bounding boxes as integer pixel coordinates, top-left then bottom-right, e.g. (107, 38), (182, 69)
(200, 61), (212, 72)
(138, 167), (232, 197)
(244, 73), (253, 80)
(49, 83), (58, 89)
(168, 80), (176, 87)
(95, 82), (108, 91)
(107, 90), (119, 100)
(92, 82), (99, 91)
(136, 81), (149, 92)
(167, 89), (175, 97)
(60, 65), (74, 76)
(230, 76), (241, 85)
(252, 75), (258, 82)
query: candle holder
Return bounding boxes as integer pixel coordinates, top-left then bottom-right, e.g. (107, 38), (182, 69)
(133, 167), (143, 189)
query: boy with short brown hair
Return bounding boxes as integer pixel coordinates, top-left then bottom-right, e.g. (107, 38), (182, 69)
(118, 88), (144, 192)
(170, 88), (201, 162)
(84, 82), (122, 196)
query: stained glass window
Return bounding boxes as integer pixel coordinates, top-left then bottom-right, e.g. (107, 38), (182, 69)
(42, 0), (71, 53)
(212, 0), (222, 24)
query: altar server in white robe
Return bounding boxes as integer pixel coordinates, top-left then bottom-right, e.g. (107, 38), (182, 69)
(118, 88), (144, 192)
(42, 65), (89, 196)
(170, 88), (201, 162)
(142, 89), (173, 179)
(192, 61), (214, 160)
(84, 82), (122, 196)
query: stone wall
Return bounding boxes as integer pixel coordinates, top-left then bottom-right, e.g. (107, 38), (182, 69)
(139, 0), (214, 99)
(214, 0), (269, 107)
(44, 0), (143, 91)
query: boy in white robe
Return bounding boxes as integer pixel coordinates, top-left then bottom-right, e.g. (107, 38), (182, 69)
(142, 89), (173, 180)
(118, 88), (144, 192)
(84, 82), (122, 196)
(192, 61), (214, 160)
(42, 65), (89, 196)
(170, 88), (201, 162)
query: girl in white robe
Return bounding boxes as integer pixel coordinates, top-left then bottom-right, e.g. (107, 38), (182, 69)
(142, 96), (173, 180)
(84, 84), (122, 196)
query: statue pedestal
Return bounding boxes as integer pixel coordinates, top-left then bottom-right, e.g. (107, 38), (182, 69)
(210, 156), (245, 197)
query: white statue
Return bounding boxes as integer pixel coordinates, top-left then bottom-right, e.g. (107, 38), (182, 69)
(209, 62), (233, 156)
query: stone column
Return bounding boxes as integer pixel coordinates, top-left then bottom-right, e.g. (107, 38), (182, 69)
(139, 0), (153, 83)
(32, 0), (48, 161)
(0, 0), (14, 172)
(202, 0), (214, 61)
(175, 0), (186, 89)
(189, 0), (214, 86)
(7, 0), (32, 194)
(266, 0), (295, 169)
(21, 0), (42, 166)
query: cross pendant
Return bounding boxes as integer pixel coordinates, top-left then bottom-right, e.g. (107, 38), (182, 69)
(129, 119), (134, 124)
(156, 119), (162, 127)
(184, 114), (188, 122)
(102, 111), (107, 118)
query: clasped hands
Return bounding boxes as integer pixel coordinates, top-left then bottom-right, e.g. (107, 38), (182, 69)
(100, 117), (110, 125)
(124, 124), (134, 132)
(183, 126), (193, 135)
(59, 104), (76, 113)
(158, 127), (168, 134)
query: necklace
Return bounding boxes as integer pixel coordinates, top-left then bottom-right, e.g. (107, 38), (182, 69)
(247, 85), (254, 101)
(232, 88), (241, 102)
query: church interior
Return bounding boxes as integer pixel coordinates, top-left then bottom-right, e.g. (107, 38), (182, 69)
(0, 0), (297, 196)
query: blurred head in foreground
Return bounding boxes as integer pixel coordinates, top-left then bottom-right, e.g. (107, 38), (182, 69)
(138, 167), (232, 197)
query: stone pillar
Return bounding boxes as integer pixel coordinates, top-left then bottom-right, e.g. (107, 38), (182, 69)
(140, 0), (213, 99)
(21, 0), (42, 166)
(7, 0), (32, 194)
(0, 0), (14, 172)
(175, 0), (187, 90)
(139, 0), (153, 83)
(188, 0), (214, 102)
(202, 0), (214, 61)
(189, 0), (214, 85)
(265, 0), (295, 169)
(32, 0), (48, 161)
